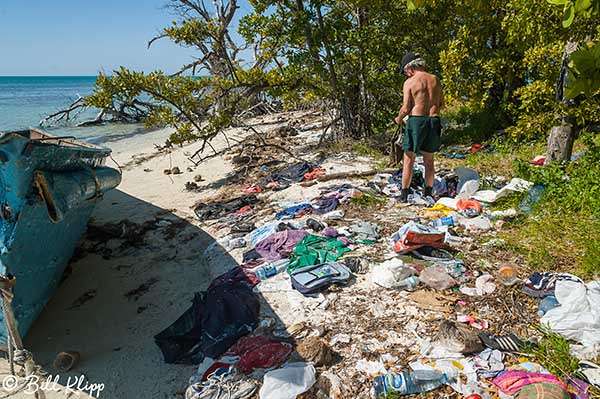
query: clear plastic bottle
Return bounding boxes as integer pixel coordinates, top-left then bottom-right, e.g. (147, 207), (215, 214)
(373, 370), (450, 397)
(431, 215), (458, 229)
(255, 259), (289, 280)
(537, 295), (560, 316)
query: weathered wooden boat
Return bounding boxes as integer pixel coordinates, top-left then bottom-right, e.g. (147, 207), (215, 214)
(0, 128), (121, 347)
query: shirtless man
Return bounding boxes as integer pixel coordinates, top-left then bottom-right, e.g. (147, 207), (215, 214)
(394, 52), (443, 202)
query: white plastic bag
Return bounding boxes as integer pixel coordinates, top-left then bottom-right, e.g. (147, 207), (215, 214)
(541, 280), (600, 346)
(471, 178), (533, 203)
(259, 363), (316, 399)
(371, 259), (414, 289)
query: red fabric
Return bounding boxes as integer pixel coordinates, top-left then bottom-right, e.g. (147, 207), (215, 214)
(243, 186), (262, 194)
(456, 198), (483, 213)
(227, 336), (292, 374)
(470, 144), (483, 152)
(304, 167), (326, 181)
(530, 157), (546, 166)
(235, 206), (253, 214)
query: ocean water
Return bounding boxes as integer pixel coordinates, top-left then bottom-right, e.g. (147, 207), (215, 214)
(0, 76), (151, 145)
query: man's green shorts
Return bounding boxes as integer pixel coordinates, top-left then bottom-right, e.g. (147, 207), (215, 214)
(402, 116), (441, 153)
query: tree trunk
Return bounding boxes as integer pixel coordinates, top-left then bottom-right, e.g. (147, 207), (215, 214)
(545, 41), (579, 165)
(546, 120), (576, 164)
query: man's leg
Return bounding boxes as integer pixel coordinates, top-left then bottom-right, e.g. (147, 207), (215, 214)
(422, 151), (435, 196)
(400, 151), (416, 201)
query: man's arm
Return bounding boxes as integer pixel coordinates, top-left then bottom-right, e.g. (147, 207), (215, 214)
(438, 77), (444, 109)
(394, 80), (412, 125)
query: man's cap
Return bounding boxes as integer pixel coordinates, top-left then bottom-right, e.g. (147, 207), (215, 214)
(401, 52), (420, 74)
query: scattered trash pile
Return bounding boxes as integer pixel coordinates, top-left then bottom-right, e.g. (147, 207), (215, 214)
(154, 120), (600, 399)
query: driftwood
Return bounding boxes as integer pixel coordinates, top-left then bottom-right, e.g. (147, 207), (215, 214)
(39, 96), (87, 126)
(315, 168), (398, 183)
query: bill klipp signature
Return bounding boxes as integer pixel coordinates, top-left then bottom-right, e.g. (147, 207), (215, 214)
(2, 374), (105, 397)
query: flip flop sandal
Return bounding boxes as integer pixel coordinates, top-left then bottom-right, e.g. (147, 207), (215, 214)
(478, 332), (526, 352)
(579, 361), (600, 387)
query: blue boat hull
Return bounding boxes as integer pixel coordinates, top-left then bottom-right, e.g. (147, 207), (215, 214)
(0, 129), (121, 344)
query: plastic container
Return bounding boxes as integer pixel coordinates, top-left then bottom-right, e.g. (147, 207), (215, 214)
(431, 215), (458, 229)
(395, 276), (420, 291)
(419, 265), (457, 290)
(520, 185), (545, 213)
(255, 259), (289, 280)
(373, 370), (450, 397)
(537, 295), (560, 316)
(497, 264), (519, 286)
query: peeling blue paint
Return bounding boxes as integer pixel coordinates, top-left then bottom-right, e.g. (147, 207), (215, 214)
(0, 129), (121, 344)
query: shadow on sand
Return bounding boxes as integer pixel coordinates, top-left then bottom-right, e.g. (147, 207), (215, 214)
(24, 188), (286, 398)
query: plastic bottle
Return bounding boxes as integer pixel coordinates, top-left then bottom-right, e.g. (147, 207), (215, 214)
(520, 185), (545, 213)
(537, 295), (560, 316)
(395, 276), (420, 291)
(373, 370), (450, 397)
(255, 259), (289, 280)
(431, 215), (458, 229)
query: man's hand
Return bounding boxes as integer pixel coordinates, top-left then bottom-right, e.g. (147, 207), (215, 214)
(394, 115), (403, 125)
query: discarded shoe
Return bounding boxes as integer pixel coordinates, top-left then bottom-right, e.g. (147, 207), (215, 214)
(341, 256), (370, 274)
(185, 368), (257, 399)
(306, 218), (325, 232)
(478, 332), (526, 353)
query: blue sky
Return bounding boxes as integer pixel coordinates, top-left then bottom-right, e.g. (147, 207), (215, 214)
(0, 0), (252, 76)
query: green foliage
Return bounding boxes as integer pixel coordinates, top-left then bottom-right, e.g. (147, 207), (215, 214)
(546, 0), (600, 27)
(350, 193), (387, 207)
(567, 41), (600, 98)
(441, 105), (505, 145)
(528, 324), (581, 377)
(506, 134), (600, 276)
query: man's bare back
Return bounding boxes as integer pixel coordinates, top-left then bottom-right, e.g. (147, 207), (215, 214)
(403, 71), (443, 117)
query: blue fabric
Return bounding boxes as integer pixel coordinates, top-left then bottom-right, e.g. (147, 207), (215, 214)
(276, 204), (312, 220)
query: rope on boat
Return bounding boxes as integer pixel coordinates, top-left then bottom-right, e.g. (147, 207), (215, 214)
(0, 275), (40, 381)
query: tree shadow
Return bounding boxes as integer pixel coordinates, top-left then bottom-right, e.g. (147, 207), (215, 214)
(23, 188), (288, 399)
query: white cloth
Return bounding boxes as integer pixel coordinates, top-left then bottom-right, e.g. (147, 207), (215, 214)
(259, 363), (316, 399)
(541, 280), (600, 346)
(471, 178), (533, 203)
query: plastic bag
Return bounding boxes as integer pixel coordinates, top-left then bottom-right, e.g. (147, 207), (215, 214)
(456, 167), (480, 200)
(259, 363), (316, 399)
(420, 265), (457, 290)
(541, 280), (600, 346)
(371, 259), (415, 289)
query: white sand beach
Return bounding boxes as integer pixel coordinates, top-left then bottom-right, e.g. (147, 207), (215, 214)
(2, 110), (358, 398)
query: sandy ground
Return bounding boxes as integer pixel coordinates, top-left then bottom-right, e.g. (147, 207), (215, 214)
(1, 112), (322, 399)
